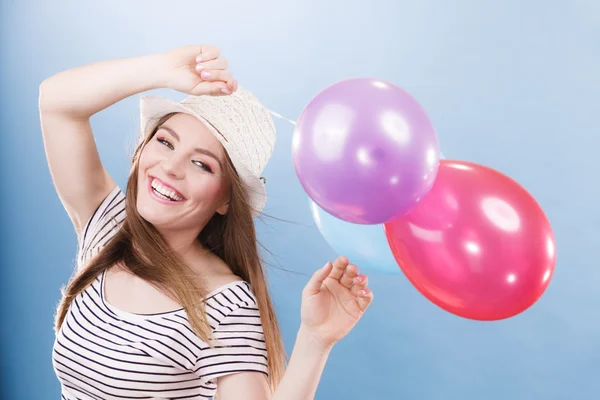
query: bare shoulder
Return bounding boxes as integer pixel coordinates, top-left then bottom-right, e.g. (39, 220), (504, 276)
(197, 252), (245, 293)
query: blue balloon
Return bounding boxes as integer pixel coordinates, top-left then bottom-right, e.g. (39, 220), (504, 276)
(309, 199), (402, 275)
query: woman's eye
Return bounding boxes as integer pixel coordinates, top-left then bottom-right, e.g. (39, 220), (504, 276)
(155, 136), (213, 173)
(157, 137), (173, 149)
(193, 160), (213, 173)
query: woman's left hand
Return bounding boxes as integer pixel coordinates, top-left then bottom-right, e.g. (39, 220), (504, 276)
(300, 256), (374, 349)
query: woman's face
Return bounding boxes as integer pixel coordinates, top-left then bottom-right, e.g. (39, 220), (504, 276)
(136, 113), (230, 231)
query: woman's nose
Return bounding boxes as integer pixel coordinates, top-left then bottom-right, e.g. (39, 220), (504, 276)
(160, 156), (186, 179)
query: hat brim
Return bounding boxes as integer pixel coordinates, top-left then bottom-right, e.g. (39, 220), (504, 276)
(139, 95), (267, 216)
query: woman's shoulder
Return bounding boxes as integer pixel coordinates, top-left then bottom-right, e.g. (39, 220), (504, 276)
(201, 267), (257, 310)
(77, 184), (127, 268)
(206, 274), (245, 293)
(195, 253), (249, 297)
(188, 245), (258, 316)
(203, 271), (253, 302)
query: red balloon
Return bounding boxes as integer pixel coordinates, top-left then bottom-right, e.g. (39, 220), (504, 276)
(384, 160), (556, 321)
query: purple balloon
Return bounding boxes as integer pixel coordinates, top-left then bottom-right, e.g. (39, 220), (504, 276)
(292, 78), (440, 224)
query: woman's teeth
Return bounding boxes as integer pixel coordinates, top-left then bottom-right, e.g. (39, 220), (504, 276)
(151, 179), (183, 201)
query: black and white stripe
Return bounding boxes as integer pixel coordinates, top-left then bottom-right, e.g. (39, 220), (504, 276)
(53, 185), (268, 399)
(77, 186), (126, 268)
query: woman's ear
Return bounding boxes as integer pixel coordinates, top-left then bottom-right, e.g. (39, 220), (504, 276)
(216, 200), (230, 216)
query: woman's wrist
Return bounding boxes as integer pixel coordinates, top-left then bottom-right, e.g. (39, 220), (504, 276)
(144, 51), (174, 89)
(297, 324), (335, 356)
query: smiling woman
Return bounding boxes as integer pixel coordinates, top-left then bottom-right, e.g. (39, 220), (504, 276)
(137, 113), (233, 230)
(39, 44), (374, 400)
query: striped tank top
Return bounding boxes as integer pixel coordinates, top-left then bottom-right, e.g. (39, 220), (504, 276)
(52, 185), (269, 399)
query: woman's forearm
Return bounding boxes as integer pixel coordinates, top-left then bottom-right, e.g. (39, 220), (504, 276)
(39, 53), (169, 119)
(272, 326), (334, 400)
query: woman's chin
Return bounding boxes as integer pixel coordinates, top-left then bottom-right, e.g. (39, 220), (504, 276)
(136, 199), (175, 226)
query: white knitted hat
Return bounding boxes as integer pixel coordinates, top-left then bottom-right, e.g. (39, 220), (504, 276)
(139, 86), (276, 215)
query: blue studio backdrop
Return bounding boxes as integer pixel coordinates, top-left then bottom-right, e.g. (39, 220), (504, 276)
(1, 0), (598, 399)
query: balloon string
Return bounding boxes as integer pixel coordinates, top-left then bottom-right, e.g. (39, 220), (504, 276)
(268, 109), (297, 126)
(248, 100), (297, 126)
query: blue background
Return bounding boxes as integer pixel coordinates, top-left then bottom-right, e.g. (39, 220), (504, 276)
(1, 0), (599, 398)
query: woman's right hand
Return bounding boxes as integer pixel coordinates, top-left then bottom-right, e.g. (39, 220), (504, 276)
(160, 44), (237, 97)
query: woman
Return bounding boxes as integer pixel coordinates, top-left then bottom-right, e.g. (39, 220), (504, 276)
(40, 44), (374, 399)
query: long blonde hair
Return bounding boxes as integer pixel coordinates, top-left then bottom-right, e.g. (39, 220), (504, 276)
(54, 113), (287, 391)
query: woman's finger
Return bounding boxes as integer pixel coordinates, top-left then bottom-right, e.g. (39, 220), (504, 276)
(329, 256), (350, 281)
(303, 262), (333, 296)
(196, 44), (221, 62)
(195, 58), (228, 73)
(191, 81), (232, 97)
(356, 288), (374, 312)
(199, 69), (233, 85)
(350, 274), (369, 296)
(339, 264), (358, 289)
